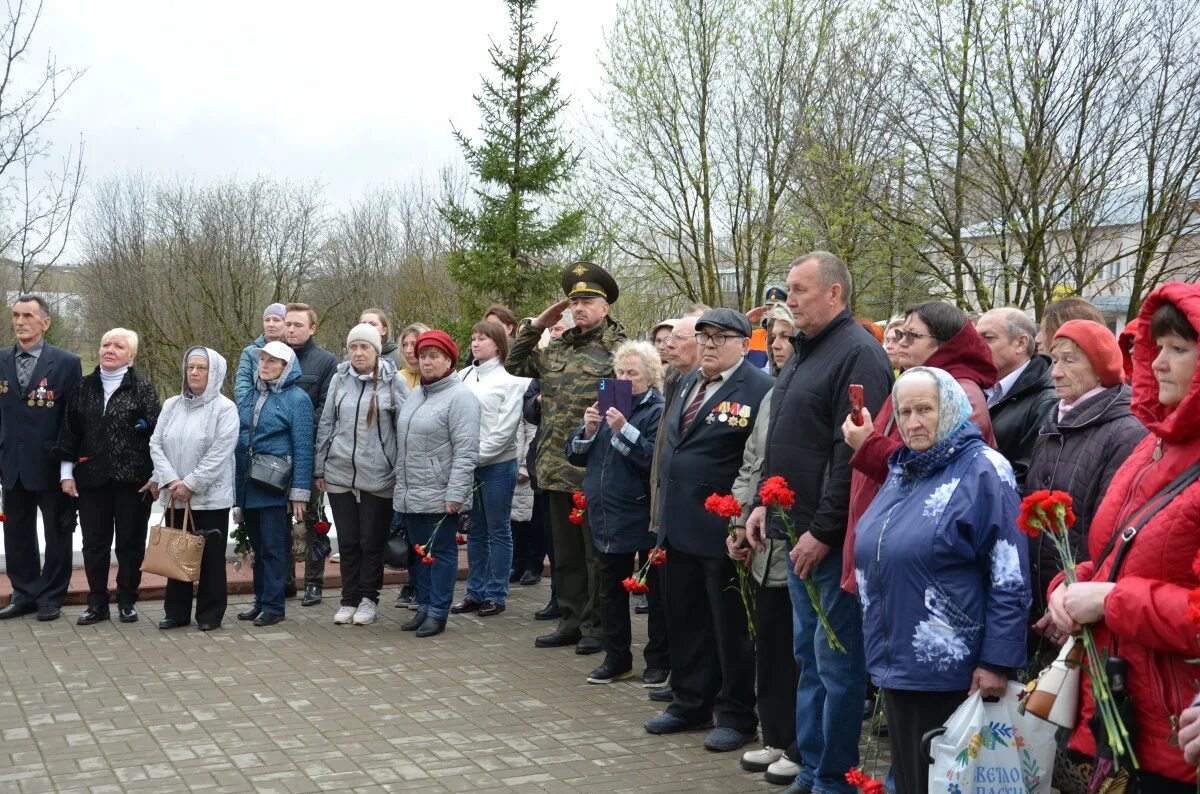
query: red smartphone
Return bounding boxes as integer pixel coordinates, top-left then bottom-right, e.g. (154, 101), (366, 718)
(849, 384), (865, 426)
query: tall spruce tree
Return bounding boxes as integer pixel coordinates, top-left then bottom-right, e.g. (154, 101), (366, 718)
(442, 0), (583, 317)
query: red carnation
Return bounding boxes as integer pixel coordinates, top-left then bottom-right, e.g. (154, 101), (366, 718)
(414, 543), (425, 556)
(572, 491), (587, 510)
(455, 534), (466, 546)
(568, 508), (585, 525)
(0, 512), (6, 523)
(759, 476), (796, 510)
(421, 555), (435, 565)
(314, 520), (331, 535)
(623, 576), (649, 594)
(648, 548), (667, 566)
(704, 493), (743, 519)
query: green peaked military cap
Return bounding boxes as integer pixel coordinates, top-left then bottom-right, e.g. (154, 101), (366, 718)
(561, 261), (619, 305)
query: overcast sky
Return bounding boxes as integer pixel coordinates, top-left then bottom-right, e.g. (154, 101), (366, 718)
(34, 1), (618, 212)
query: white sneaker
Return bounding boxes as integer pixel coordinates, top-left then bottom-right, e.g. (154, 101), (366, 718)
(740, 746), (784, 772)
(333, 605), (355, 624)
(352, 598), (377, 626)
(330, 552), (341, 563)
(763, 756), (802, 785)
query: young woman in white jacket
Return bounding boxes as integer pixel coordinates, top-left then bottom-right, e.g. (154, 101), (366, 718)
(451, 320), (530, 617)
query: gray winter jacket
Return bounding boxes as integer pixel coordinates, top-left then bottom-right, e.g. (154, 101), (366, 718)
(393, 374), (481, 514)
(150, 348), (239, 511)
(314, 360), (408, 497)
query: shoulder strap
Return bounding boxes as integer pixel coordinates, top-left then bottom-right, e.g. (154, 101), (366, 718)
(1093, 461), (1200, 583)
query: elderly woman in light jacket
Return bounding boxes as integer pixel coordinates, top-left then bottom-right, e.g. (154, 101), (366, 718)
(149, 347), (239, 631)
(394, 330), (480, 638)
(452, 320), (528, 618)
(315, 324), (407, 628)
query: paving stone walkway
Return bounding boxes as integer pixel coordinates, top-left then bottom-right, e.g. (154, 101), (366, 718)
(0, 581), (890, 793)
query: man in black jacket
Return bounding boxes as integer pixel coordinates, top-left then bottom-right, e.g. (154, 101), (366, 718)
(645, 308), (772, 754)
(0, 295), (82, 622)
(977, 308), (1057, 489)
(746, 253), (892, 794)
(285, 303), (338, 606)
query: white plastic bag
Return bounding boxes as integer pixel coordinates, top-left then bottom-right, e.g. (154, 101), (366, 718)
(927, 682), (1057, 794)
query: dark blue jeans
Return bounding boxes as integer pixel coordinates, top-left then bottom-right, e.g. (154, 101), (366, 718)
(246, 506), (289, 617)
(788, 547), (867, 794)
(465, 459), (518, 604)
(404, 513), (457, 620)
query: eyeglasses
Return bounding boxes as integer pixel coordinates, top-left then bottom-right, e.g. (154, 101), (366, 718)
(896, 330), (933, 346)
(695, 332), (741, 346)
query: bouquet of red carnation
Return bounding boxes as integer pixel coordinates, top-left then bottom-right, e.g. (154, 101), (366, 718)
(705, 492), (755, 639)
(760, 476), (844, 653)
(413, 512), (458, 565)
(1019, 489), (1135, 767)
(623, 544), (667, 595)
(845, 768), (885, 793)
(568, 490), (587, 525)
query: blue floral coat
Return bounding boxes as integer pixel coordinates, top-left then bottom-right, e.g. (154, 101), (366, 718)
(853, 423), (1030, 691)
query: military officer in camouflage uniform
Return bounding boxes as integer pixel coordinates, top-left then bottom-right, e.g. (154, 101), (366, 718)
(507, 262), (626, 654)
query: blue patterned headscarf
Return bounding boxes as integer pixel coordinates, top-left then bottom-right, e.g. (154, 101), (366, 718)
(892, 366), (972, 447)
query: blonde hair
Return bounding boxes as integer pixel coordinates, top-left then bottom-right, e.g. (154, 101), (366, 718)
(101, 327), (139, 358)
(613, 340), (664, 390)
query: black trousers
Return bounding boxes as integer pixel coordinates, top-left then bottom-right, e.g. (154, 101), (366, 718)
(328, 490), (389, 605)
(662, 543), (757, 734)
(883, 688), (967, 794)
(596, 549), (670, 671)
(163, 507), (230, 625)
(536, 491), (556, 598)
(756, 581), (799, 750)
(511, 496), (546, 576)
(547, 490), (599, 637)
(78, 482), (153, 609)
(2, 482), (76, 608)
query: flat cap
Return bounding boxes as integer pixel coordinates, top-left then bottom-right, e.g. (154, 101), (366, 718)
(562, 261), (619, 304)
(696, 308), (752, 338)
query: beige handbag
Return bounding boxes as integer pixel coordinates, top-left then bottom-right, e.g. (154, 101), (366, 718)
(1023, 634), (1084, 728)
(141, 504), (206, 583)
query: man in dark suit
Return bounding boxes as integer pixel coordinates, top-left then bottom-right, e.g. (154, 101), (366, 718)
(0, 295), (82, 621)
(645, 308), (772, 753)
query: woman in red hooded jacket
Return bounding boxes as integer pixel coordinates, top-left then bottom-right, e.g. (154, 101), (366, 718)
(839, 301), (998, 591)
(1046, 282), (1200, 791)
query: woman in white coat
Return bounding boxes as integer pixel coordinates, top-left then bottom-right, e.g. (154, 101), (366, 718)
(451, 320), (529, 617)
(149, 347), (239, 630)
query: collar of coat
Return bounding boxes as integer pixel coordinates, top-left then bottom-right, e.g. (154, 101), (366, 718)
(560, 316), (625, 349)
(890, 422), (981, 483)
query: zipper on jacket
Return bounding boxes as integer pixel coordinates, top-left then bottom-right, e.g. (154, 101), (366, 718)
(1148, 649), (1185, 746)
(873, 502), (900, 688)
(350, 380), (364, 490)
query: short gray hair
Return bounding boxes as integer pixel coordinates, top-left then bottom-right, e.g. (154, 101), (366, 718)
(791, 250), (852, 304)
(613, 340), (664, 390)
(101, 327), (139, 358)
(986, 307), (1038, 358)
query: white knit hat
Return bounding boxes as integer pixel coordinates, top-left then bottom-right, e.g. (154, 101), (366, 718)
(347, 323), (382, 354)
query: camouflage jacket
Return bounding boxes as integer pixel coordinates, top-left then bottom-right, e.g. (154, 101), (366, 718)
(506, 316), (626, 493)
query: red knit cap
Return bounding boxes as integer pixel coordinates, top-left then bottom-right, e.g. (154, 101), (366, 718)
(1053, 319), (1124, 387)
(415, 329), (459, 367)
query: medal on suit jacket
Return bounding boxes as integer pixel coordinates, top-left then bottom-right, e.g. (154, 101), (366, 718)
(28, 378), (53, 408)
(0, 379), (8, 394)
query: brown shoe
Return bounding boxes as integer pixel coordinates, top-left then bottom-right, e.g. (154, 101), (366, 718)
(450, 597), (483, 614)
(478, 600), (506, 617)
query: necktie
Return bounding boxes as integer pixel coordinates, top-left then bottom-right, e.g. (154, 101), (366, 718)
(680, 374), (721, 432)
(17, 352), (33, 390)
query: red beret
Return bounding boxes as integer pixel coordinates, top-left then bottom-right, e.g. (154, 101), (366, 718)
(415, 329), (459, 367)
(1053, 319), (1124, 387)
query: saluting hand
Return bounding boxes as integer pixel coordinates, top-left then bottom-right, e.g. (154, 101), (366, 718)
(535, 299), (570, 330)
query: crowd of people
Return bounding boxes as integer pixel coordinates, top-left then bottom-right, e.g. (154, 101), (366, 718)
(1, 253), (1200, 793)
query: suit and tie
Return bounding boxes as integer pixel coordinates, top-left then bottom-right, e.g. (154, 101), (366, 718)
(654, 356), (772, 735)
(0, 338), (82, 614)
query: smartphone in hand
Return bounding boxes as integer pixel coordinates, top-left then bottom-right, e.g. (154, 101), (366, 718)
(598, 378), (633, 417)
(849, 384), (865, 426)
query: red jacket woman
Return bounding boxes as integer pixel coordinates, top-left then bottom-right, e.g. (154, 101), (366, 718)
(1048, 282), (1200, 789)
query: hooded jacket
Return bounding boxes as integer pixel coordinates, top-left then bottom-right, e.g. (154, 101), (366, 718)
(854, 420), (1029, 691)
(843, 320), (998, 591)
(314, 359), (407, 497)
(1023, 383), (1146, 618)
(1051, 282), (1200, 783)
(392, 374), (481, 514)
(235, 333), (269, 405)
(150, 348), (239, 511)
(989, 354), (1058, 488)
(235, 353), (314, 508)
(459, 356), (529, 467)
(566, 387), (664, 554)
